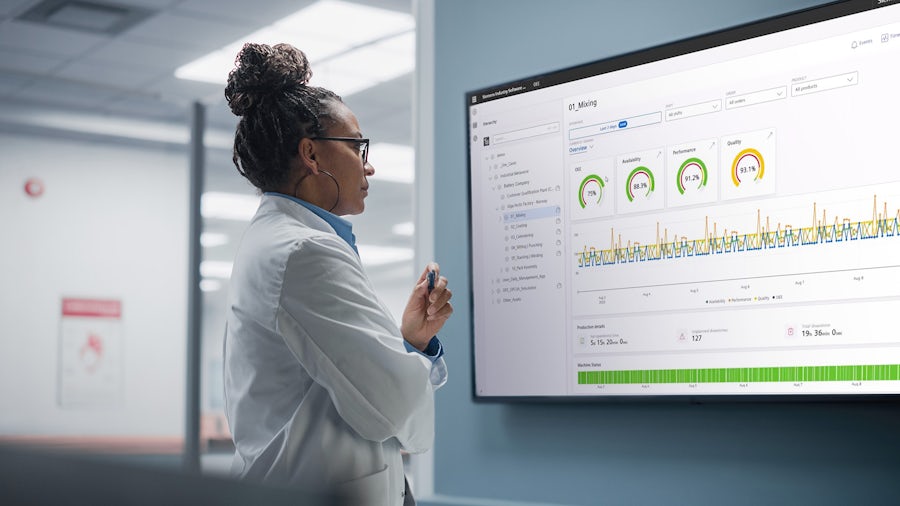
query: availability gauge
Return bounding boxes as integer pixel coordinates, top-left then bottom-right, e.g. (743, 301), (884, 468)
(676, 157), (708, 194)
(625, 166), (655, 202)
(578, 174), (605, 208)
(731, 148), (765, 186)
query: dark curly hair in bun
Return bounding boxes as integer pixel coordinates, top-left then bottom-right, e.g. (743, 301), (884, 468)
(225, 42), (342, 191)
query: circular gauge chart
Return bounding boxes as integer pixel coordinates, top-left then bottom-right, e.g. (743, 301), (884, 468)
(625, 166), (655, 202)
(676, 157), (708, 194)
(578, 174), (605, 208)
(731, 148), (765, 187)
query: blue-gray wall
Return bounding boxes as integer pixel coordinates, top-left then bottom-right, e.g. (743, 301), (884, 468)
(428, 1), (900, 504)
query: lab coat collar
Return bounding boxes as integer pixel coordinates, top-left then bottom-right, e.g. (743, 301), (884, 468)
(265, 192), (358, 255)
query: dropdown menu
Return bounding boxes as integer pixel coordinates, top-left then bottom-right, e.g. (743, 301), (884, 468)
(725, 86), (788, 109)
(665, 99), (722, 121)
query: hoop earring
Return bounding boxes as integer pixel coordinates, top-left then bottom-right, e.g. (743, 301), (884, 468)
(319, 170), (341, 212)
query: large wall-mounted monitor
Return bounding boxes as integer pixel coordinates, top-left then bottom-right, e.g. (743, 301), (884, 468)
(467, 0), (900, 400)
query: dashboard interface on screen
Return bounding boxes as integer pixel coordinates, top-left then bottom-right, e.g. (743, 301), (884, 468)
(468, 1), (900, 398)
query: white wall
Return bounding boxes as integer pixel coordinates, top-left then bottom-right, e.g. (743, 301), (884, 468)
(0, 131), (188, 438)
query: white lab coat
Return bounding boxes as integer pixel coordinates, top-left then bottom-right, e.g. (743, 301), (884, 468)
(224, 194), (447, 506)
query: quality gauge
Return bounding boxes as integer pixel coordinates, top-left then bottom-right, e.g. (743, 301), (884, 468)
(731, 148), (765, 186)
(578, 174), (605, 208)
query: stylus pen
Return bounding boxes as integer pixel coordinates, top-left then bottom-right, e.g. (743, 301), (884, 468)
(427, 270), (436, 294)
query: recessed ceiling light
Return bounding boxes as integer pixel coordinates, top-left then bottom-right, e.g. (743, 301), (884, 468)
(174, 0), (413, 97)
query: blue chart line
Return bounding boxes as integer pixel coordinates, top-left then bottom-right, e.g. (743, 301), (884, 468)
(576, 196), (899, 268)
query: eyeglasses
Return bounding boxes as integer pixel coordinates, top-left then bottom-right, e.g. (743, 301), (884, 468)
(311, 136), (369, 165)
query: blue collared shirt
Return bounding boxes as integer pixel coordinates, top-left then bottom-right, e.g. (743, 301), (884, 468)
(266, 192), (444, 362)
(267, 192), (359, 255)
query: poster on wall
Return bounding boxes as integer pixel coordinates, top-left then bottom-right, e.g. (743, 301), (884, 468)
(58, 298), (124, 407)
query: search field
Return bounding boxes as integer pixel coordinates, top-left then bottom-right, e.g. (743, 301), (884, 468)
(493, 122), (560, 145)
(791, 71), (858, 97)
(569, 111), (662, 140)
(725, 86), (787, 109)
(665, 100), (722, 121)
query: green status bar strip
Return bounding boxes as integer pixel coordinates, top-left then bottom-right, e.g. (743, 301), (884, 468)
(578, 364), (900, 385)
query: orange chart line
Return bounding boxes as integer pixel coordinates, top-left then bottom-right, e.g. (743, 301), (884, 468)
(576, 195), (899, 268)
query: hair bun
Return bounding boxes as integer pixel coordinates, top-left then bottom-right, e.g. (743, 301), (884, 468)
(225, 43), (313, 116)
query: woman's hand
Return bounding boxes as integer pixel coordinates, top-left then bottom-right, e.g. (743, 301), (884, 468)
(401, 262), (453, 351)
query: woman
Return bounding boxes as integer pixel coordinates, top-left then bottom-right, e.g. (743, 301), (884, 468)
(222, 43), (453, 506)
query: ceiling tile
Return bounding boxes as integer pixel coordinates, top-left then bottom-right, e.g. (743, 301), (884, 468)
(0, 0), (34, 18)
(56, 59), (163, 89)
(102, 94), (190, 122)
(0, 20), (107, 58)
(0, 47), (65, 73)
(123, 12), (253, 51)
(0, 73), (30, 97)
(144, 74), (222, 104)
(84, 39), (207, 70)
(13, 78), (124, 108)
(360, 0), (412, 14)
(174, 0), (315, 25)
(110, 0), (181, 8)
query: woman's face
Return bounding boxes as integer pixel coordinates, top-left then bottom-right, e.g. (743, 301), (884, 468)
(315, 102), (375, 216)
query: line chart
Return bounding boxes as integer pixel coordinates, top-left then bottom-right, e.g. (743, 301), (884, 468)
(576, 195), (899, 268)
